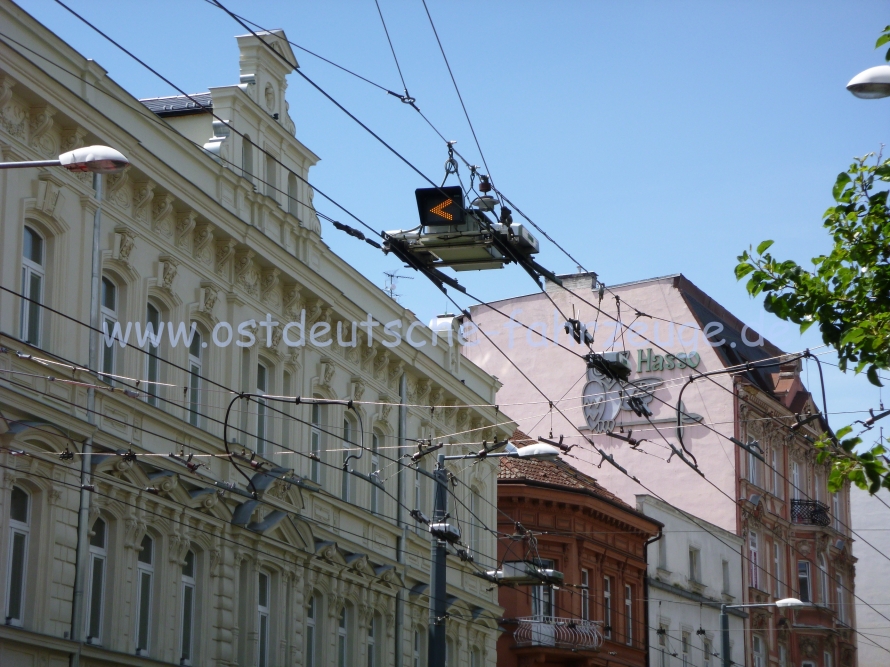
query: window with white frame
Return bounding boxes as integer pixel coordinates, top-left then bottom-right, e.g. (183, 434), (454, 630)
(145, 303), (162, 406)
(5, 486), (30, 626)
(256, 363), (269, 457)
(689, 546), (701, 583)
(818, 553), (829, 604)
(100, 278), (118, 382)
(257, 572), (270, 667)
(581, 569), (589, 621)
(282, 372), (292, 449)
(469, 487), (480, 556)
(265, 152), (277, 201)
(657, 624), (667, 667)
(798, 560), (811, 603)
(752, 634), (765, 667)
(657, 537), (667, 570)
(833, 493), (842, 531)
(704, 638), (712, 666)
(86, 518), (107, 644)
(341, 417), (351, 502)
(135, 535), (154, 655)
(625, 584), (633, 645)
(305, 595), (316, 667)
(370, 433), (381, 514)
(188, 331), (202, 427)
(722, 559), (730, 595)
(774, 542), (783, 598)
(681, 630), (690, 667)
(532, 559), (555, 618)
(791, 461), (802, 501)
(367, 613), (377, 667)
(603, 575), (612, 638)
(836, 573), (846, 624)
(749, 531), (760, 590)
(413, 630), (421, 667)
(748, 448), (759, 487)
(337, 606), (349, 667)
(772, 447), (781, 498)
(310, 400), (322, 483)
(779, 644), (787, 667)
(825, 651), (833, 667)
(288, 173), (299, 217)
(816, 470), (826, 503)
(180, 550), (196, 665)
(470, 648), (480, 667)
(242, 135), (254, 183)
(20, 226), (44, 346)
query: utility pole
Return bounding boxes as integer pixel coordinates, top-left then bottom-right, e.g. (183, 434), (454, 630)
(428, 453), (449, 667)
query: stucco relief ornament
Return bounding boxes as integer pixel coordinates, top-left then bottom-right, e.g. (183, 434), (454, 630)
(800, 637), (818, 659)
(323, 361), (336, 388)
(215, 238), (237, 275)
(176, 210), (197, 250)
(133, 180), (155, 222)
(265, 84), (276, 112)
(152, 193), (175, 237)
(270, 324), (283, 351)
(106, 164), (131, 208)
(193, 223), (215, 265)
(28, 105), (57, 157)
(0, 76), (26, 138)
(60, 126), (87, 152)
(117, 228), (137, 264)
(283, 284), (302, 320)
(260, 268), (281, 307)
(234, 250), (260, 297)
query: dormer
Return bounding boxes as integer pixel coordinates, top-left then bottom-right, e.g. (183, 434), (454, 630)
(236, 30), (298, 128)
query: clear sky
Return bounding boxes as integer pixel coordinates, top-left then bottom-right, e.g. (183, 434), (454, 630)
(16, 0), (890, 431)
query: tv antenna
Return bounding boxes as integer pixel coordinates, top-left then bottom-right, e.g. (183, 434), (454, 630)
(383, 270), (414, 301)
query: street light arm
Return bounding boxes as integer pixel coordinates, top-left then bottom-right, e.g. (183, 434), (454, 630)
(0, 159), (62, 169)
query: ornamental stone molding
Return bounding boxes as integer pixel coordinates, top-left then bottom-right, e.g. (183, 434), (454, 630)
(215, 237), (237, 276)
(28, 104), (57, 156)
(152, 193), (175, 238)
(176, 210), (197, 250)
(133, 179), (155, 222)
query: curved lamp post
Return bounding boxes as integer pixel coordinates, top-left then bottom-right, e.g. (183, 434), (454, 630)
(847, 65), (890, 99)
(0, 145), (128, 173)
(720, 598), (804, 667)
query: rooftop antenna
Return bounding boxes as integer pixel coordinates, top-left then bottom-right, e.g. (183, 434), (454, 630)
(383, 270), (414, 302)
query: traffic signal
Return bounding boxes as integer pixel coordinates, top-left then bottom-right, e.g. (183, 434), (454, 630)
(415, 186), (464, 229)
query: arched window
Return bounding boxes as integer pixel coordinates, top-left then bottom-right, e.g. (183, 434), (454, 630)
(470, 648), (481, 667)
(310, 399), (322, 483)
(180, 550), (196, 665)
(188, 330), (203, 427)
(287, 173), (299, 217)
(144, 303), (162, 407)
(818, 553), (829, 604)
(135, 534), (154, 655)
(836, 573), (846, 623)
(337, 605), (350, 667)
(341, 417), (353, 501)
(20, 226), (45, 346)
(100, 277), (118, 382)
(256, 362), (269, 457)
(445, 636), (454, 667)
(257, 571), (270, 667)
(370, 432), (381, 514)
(5, 486), (30, 626)
(86, 518), (107, 643)
(242, 135), (254, 184)
(413, 629), (423, 667)
(265, 152), (277, 201)
(305, 595), (317, 667)
(367, 613), (379, 667)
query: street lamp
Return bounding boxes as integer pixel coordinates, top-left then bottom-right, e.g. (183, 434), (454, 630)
(0, 145), (129, 173)
(426, 442), (561, 667)
(846, 65), (890, 99)
(719, 598), (804, 667)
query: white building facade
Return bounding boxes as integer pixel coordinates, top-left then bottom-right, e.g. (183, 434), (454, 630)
(637, 495), (745, 667)
(0, 2), (509, 667)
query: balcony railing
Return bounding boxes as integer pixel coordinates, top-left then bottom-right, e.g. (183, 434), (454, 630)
(513, 616), (603, 651)
(791, 499), (830, 526)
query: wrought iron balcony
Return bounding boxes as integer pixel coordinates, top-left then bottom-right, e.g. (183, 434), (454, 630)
(513, 616), (603, 651)
(791, 499), (830, 526)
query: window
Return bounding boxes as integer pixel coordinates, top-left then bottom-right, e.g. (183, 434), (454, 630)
(5, 486), (30, 626)
(832, 493), (842, 531)
(704, 638), (712, 666)
(367, 614), (377, 667)
(180, 550), (196, 665)
(825, 651), (833, 667)
(722, 559), (730, 595)
(836, 573), (846, 624)
(257, 572), (270, 667)
(657, 537), (667, 570)
(282, 372), (292, 449)
(188, 331), (202, 427)
(689, 547), (701, 583)
(86, 518), (107, 643)
(816, 470), (826, 503)
(370, 433), (380, 514)
(145, 303), (161, 406)
(603, 575), (612, 639)
(798, 560), (811, 603)
(305, 596), (316, 667)
(752, 634), (765, 667)
(470, 648), (480, 667)
(791, 461), (802, 501)
(773, 542), (783, 598)
(581, 569), (590, 621)
(265, 153), (277, 201)
(658, 624), (668, 667)
(288, 173), (299, 217)
(779, 644), (787, 667)
(20, 226), (44, 346)
(243, 135), (254, 183)
(772, 448), (781, 498)
(748, 448), (759, 487)
(337, 606), (349, 667)
(413, 630), (421, 667)
(532, 559), (555, 618)
(749, 531), (760, 590)
(818, 553), (829, 604)
(469, 488), (480, 556)
(681, 631), (690, 667)
(135, 535), (154, 655)
(310, 401), (321, 483)
(414, 463), (422, 535)
(625, 584), (633, 645)
(256, 364), (269, 457)
(100, 278), (118, 382)
(341, 418), (351, 501)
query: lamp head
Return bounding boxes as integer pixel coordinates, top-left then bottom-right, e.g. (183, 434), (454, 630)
(847, 65), (890, 99)
(514, 443), (560, 462)
(775, 597), (805, 608)
(59, 145), (129, 174)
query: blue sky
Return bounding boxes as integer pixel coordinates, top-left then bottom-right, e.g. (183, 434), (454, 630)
(18, 0), (890, 428)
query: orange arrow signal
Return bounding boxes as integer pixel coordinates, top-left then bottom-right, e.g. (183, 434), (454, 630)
(430, 198), (454, 221)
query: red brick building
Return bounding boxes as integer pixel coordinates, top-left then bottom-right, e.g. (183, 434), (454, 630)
(496, 434), (661, 667)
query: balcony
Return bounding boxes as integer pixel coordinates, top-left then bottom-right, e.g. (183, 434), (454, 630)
(791, 499), (830, 526)
(514, 616), (603, 651)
